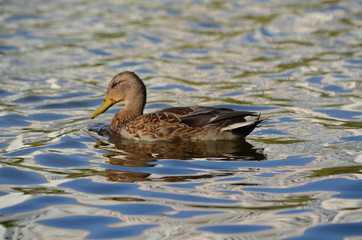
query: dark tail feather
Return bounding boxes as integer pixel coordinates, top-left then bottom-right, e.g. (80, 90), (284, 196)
(231, 119), (263, 137)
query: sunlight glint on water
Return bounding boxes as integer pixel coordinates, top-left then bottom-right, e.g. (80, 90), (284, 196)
(0, 0), (361, 239)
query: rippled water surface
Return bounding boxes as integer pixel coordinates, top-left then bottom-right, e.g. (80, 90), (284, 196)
(1, 0), (362, 239)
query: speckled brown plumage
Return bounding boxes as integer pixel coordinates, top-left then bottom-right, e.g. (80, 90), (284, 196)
(91, 71), (263, 141)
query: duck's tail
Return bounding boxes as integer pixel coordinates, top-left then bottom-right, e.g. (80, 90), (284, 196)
(221, 113), (264, 138)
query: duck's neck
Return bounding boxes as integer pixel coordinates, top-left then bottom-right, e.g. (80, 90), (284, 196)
(110, 93), (146, 132)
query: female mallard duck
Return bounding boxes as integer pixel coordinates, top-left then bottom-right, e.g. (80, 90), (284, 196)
(91, 71), (263, 141)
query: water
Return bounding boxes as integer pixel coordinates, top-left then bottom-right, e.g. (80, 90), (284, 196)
(1, 0), (361, 239)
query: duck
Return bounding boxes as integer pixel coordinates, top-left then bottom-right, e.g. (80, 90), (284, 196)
(91, 71), (263, 141)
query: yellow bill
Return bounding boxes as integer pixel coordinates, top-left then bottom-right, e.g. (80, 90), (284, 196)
(91, 94), (116, 119)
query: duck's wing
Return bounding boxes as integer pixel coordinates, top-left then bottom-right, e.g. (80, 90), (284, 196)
(156, 106), (210, 116)
(144, 106), (263, 139)
(159, 107), (259, 127)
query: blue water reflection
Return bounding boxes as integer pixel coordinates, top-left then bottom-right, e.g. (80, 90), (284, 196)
(245, 178), (362, 199)
(1, 196), (77, 215)
(288, 222), (362, 240)
(198, 225), (272, 234)
(61, 179), (237, 204)
(1, 0), (361, 239)
(0, 168), (47, 185)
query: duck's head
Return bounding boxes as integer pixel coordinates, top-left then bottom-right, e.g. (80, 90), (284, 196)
(91, 71), (146, 119)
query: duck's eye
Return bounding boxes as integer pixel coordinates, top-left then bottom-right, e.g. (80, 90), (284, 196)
(111, 82), (118, 88)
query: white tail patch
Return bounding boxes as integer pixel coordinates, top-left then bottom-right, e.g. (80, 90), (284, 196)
(220, 121), (256, 131)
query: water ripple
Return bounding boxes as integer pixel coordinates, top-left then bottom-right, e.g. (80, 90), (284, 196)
(1, 0), (361, 239)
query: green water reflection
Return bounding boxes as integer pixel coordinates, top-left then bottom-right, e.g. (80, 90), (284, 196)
(0, 0), (361, 239)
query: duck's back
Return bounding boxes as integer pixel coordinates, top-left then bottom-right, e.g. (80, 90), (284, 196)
(114, 106), (262, 141)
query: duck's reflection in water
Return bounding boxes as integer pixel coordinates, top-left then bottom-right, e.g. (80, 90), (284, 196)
(98, 135), (267, 182)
